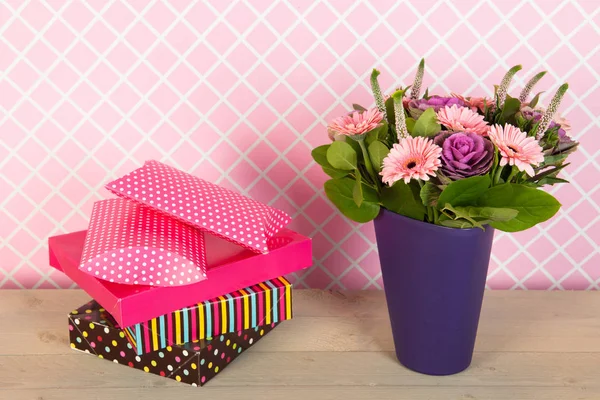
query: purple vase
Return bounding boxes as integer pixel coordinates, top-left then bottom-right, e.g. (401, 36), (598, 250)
(373, 209), (495, 375)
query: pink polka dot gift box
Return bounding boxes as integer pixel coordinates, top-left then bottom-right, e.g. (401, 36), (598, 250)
(48, 160), (312, 327)
(69, 299), (279, 386)
(81, 197), (208, 287)
(105, 160), (291, 255)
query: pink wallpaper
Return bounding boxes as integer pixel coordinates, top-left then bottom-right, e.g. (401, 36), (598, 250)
(1, 0), (599, 290)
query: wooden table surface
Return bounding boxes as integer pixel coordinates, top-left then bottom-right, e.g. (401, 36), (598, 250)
(0, 290), (598, 400)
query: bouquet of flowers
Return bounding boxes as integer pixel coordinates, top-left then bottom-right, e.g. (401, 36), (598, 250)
(312, 60), (579, 231)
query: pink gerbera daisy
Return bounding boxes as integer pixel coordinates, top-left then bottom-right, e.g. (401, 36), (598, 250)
(437, 104), (490, 136)
(451, 93), (494, 113)
(488, 124), (544, 176)
(327, 108), (384, 138)
(380, 136), (442, 185)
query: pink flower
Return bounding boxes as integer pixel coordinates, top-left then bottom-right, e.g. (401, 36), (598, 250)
(488, 124), (544, 176)
(553, 115), (571, 136)
(451, 93), (494, 113)
(437, 104), (490, 136)
(380, 136), (442, 185)
(327, 108), (384, 138)
(469, 97), (494, 113)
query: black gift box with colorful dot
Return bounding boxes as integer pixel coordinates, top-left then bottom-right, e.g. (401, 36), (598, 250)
(69, 300), (279, 386)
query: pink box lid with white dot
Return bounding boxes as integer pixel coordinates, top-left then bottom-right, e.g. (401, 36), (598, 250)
(105, 160), (291, 254)
(80, 198), (208, 287)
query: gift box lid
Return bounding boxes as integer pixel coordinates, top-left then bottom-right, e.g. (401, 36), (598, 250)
(49, 228), (310, 327)
(106, 160), (291, 254)
(124, 276), (292, 355)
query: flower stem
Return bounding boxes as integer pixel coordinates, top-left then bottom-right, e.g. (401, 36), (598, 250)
(358, 139), (380, 191)
(505, 166), (519, 183)
(433, 207), (440, 225)
(493, 164), (504, 186)
(418, 180), (434, 223)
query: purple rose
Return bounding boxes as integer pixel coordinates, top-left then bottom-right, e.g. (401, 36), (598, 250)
(408, 96), (465, 119)
(434, 132), (494, 180)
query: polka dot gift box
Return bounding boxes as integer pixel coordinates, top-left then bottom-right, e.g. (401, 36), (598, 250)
(79, 198), (208, 287)
(69, 300), (279, 386)
(105, 160), (291, 254)
(48, 160), (312, 327)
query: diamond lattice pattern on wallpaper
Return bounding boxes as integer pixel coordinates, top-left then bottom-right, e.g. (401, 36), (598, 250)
(0, 0), (599, 289)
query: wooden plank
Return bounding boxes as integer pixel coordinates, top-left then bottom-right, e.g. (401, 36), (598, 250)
(3, 289), (600, 319)
(1, 352), (599, 390)
(2, 315), (600, 355)
(1, 290), (599, 355)
(3, 386), (600, 400)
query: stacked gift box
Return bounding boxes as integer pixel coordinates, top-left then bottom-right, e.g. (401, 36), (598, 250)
(49, 160), (312, 386)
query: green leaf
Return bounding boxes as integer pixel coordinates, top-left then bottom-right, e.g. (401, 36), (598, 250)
(477, 183), (561, 232)
(435, 171), (452, 186)
(344, 136), (362, 157)
(555, 139), (579, 155)
(378, 121), (389, 141)
(440, 219), (474, 229)
(541, 153), (569, 168)
(541, 127), (560, 149)
(528, 91), (543, 108)
(529, 163), (570, 182)
(324, 178), (380, 223)
(368, 140), (389, 172)
(365, 121), (389, 146)
(437, 175), (491, 209)
(353, 170), (363, 207)
(384, 96), (395, 127)
(352, 103), (367, 112)
(327, 141), (358, 170)
(311, 145), (350, 179)
(311, 144), (330, 166)
(412, 107), (441, 137)
(405, 117), (416, 134)
(442, 204), (518, 231)
(381, 181), (426, 221)
(420, 182), (442, 207)
(537, 177), (569, 186)
(498, 96), (521, 124)
(322, 167), (349, 179)
(442, 204), (484, 229)
(443, 204), (519, 222)
(515, 113), (528, 132)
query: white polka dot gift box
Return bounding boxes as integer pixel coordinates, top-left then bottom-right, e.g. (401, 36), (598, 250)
(105, 160), (291, 254)
(80, 198), (208, 287)
(69, 299), (280, 386)
(48, 160), (312, 328)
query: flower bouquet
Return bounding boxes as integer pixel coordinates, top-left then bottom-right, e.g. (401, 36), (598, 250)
(312, 60), (578, 375)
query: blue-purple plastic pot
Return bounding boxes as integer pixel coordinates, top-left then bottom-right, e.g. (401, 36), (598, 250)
(373, 209), (495, 375)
